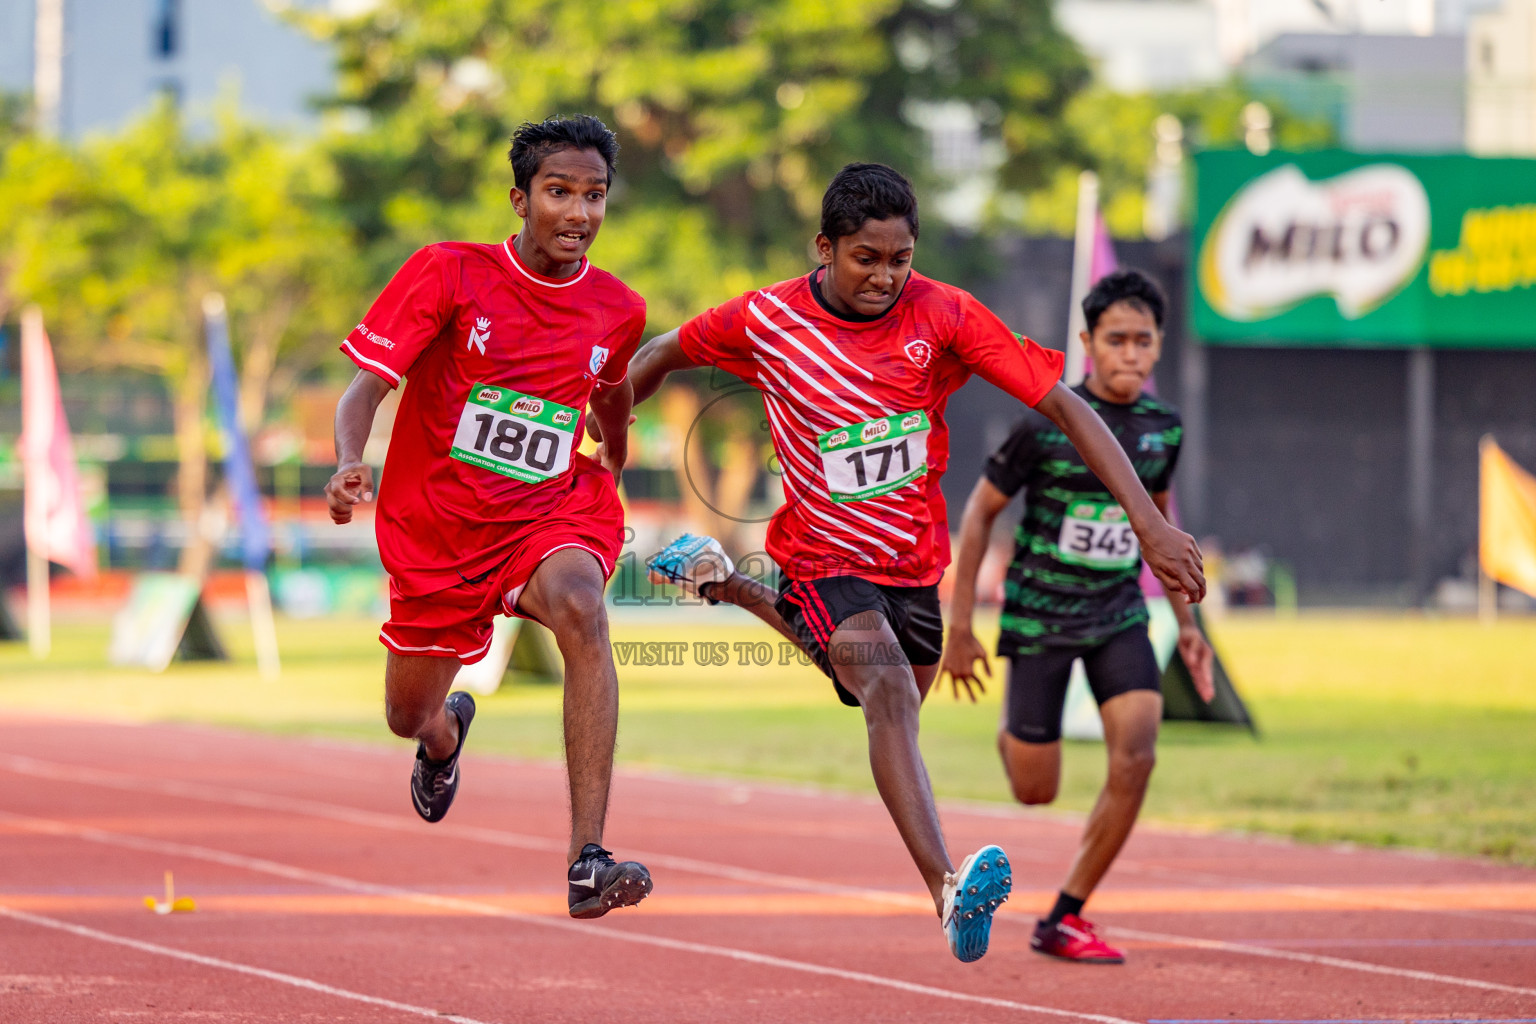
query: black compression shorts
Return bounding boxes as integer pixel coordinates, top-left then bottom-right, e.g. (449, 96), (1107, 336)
(1005, 625), (1160, 743)
(775, 575), (943, 708)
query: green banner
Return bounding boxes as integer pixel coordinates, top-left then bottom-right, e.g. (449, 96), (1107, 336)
(1192, 150), (1536, 347)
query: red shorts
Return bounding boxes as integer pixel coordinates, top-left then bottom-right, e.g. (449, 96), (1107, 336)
(378, 476), (624, 664)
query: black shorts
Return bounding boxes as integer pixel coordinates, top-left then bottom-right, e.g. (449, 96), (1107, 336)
(1005, 625), (1161, 743)
(776, 575), (943, 707)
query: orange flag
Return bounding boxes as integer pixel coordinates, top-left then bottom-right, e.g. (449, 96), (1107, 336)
(20, 306), (96, 579)
(1480, 436), (1536, 599)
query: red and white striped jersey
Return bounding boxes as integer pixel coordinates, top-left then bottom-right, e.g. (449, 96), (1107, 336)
(679, 268), (1064, 586)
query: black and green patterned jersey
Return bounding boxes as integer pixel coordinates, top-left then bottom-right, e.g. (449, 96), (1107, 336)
(984, 383), (1181, 657)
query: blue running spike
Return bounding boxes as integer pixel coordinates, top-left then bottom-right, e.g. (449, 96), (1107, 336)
(942, 845), (1012, 963)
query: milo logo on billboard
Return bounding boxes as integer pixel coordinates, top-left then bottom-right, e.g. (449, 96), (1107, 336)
(1199, 163), (1430, 320)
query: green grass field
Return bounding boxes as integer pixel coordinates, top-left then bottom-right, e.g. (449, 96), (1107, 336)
(3, 607), (1534, 864)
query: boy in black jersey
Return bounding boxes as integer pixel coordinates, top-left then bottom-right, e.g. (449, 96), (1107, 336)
(942, 269), (1215, 964)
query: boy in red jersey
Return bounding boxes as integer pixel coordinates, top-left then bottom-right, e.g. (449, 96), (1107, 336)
(627, 163), (1204, 961)
(325, 115), (651, 919)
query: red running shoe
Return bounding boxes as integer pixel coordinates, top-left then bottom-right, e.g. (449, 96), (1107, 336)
(1030, 913), (1125, 964)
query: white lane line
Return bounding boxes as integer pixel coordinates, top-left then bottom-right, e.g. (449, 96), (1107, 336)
(0, 811), (1137, 1024)
(0, 904), (496, 1024)
(1112, 926), (1536, 999)
(6, 754), (1536, 999)
(8, 752), (1533, 929)
(0, 754), (925, 908)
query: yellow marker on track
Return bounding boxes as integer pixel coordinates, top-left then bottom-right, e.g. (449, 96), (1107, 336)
(143, 870), (196, 914)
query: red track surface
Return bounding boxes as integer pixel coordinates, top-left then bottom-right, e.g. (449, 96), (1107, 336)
(2, 716), (1534, 1023)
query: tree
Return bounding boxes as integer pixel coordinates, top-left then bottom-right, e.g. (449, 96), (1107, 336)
(0, 100), (362, 572)
(289, 0), (1090, 327)
(1015, 81), (1338, 239)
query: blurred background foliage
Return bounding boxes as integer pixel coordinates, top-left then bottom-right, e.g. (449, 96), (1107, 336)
(0, 99), (361, 547)
(0, 0), (1331, 417)
(293, 0), (1092, 326)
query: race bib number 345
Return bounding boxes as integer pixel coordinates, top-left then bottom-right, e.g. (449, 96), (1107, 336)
(1057, 500), (1139, 569)
(450, 383), (577, 484)
(818, 410), (930, 502)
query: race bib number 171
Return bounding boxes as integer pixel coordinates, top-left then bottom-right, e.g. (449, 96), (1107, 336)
(818, 410), (930, 502)
(450, 383), (578, 484)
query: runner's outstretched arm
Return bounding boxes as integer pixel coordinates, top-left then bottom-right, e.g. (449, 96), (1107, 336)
(588, 379), (634, 480)
(939, 476), (1011, 701)
(325, 369), (392, 524)
(1033, 382), (1205, 602)
(1152, 490), (1215, 701)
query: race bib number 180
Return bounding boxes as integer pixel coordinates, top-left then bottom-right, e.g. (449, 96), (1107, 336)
(1057, 500), (1139, 569)
(450, 383), (578, 484)
(818, 410), (930, 502)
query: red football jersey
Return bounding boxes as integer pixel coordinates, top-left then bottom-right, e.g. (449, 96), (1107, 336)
(342, 239), (646, 596)
(679, 269), (1063, 586)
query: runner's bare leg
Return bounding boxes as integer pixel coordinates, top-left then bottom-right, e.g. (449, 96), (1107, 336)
(702, 573), (954, 910)
(383, 653), (462, 760)
(830, 612), (954, 915)
(700, 572), (800, 644)
(518, 546), (620, 865)
(1057, 689), (1160, 901)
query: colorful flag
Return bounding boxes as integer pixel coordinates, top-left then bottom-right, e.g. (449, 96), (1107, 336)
(1089, 211), (1118, 282)
(1480, 436), (1536, 598)
(20, 306), (96, 579)
(205, 295), (271, 572)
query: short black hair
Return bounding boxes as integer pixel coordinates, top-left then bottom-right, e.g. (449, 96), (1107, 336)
(820, 162), (919, 243)
(1083, 268), (1167, 334)
(508, 115), (619, 193)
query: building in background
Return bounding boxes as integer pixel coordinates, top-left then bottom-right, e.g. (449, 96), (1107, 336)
(1467, 0), (1536, 154)
(1055, 0), (1499, 152)
(1055, 0), (1226, 91)
(1244, 32), (1467, 152)
(1056, 0), (1503, 91)
(0, 0), (338, 137)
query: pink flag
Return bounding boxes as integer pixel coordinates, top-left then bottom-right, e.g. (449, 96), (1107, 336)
(21, 307), (96, 579)
(1089, 212), (1118, 283)
(1077, 214), (1119, 383)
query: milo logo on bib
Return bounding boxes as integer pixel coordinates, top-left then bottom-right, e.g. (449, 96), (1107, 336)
(818, 409), (931, 503)
(450, 382), (579, 484)
(861, 420), (891, 443)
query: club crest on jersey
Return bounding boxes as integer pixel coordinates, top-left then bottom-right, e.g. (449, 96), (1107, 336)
(860, 420), (891, 443)
(468, 316), (491, 355)
(588, 345), (611, 377)
(553, 410), (575, 426)
(903, 338), (933, 369)
(477, 388), (503, 403)
(513, 397), (544, 416)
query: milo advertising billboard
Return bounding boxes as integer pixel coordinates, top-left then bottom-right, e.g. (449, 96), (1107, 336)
(1192, 150), (1536, 347)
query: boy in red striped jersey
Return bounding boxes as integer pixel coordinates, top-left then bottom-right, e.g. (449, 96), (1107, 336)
(625, 163), (1204, 962)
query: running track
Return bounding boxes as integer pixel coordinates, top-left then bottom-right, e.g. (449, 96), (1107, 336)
(2, 717), (1534, 1022)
